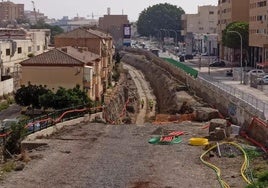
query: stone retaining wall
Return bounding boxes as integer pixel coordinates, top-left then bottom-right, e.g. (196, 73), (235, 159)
(122, 48), (264, 128)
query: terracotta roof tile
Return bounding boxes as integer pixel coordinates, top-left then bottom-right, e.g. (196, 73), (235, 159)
(59, 46), (100, 62)
(20, 48), (84, 66)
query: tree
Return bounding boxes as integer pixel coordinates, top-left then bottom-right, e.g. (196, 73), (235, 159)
(15, 84), (50, 108)
(5, 122), (27, 155)
(137, 3), (185, 40)
(15, 84), (91, 110)
(222, 22), (249, 50)
(222, 22), (249, 65)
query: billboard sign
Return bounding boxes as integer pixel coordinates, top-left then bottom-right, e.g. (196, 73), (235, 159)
(123, 24), (131, 39)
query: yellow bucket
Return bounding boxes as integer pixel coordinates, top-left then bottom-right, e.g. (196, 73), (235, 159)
(189, 138), (209, 146)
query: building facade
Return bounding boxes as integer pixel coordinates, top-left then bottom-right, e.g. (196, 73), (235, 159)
(249, 0), (268, 68)
(99, 13), (129, 47)
(0, 1), (24, 21)
(217, 0), (250, 60)
(54, 27), (114, 101)
(20, 47), (102, 101)
(0, 28), (49, 93)
(181, 5), (218, 55)
(182, 5), (218, 35)
(24, 10), (48, 25)
(0, 28), (49, 73)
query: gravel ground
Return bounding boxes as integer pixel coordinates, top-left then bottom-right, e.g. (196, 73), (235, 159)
(0, 121), (248, 188)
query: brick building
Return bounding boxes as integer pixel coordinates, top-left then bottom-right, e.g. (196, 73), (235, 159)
(99, 12), (129, 47)
(0, 1), (24, 21)
(54, 27), (114, 101)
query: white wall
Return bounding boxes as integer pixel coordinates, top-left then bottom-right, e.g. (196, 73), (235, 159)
(0, 78), (13, 96)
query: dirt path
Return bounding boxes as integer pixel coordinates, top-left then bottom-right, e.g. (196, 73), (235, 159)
(1, 122), (226, 188)
(123, 63), (155, 125)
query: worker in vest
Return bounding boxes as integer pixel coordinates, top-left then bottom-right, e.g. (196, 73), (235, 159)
(141, 99), (144, 109)
(148, 99), (154, 111)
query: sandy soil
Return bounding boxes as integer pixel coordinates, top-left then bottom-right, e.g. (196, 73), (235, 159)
(1, 122), (247, 188)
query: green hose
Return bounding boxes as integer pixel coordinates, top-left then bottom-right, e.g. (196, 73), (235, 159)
(200, 142), (253, 188)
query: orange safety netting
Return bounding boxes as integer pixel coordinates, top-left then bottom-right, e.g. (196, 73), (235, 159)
(241, 117), (268, 153)
(0, 106), (103, 138)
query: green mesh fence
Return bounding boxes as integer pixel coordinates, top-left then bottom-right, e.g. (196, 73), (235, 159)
(163, 58), (198, 78)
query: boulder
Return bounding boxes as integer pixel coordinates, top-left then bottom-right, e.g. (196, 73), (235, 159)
(195, 107), (219, 122)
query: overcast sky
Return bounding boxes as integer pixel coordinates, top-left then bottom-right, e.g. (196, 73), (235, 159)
(11, 0), (217, 21)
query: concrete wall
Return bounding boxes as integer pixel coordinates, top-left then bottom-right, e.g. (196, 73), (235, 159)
(20, 66), (83, 90)
(0, 78), (13, 96)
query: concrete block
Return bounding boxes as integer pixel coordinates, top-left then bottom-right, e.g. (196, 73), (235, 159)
(209, 119), (227, 132)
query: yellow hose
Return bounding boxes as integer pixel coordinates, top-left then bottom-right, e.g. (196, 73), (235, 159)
(200, 142), (252, 188)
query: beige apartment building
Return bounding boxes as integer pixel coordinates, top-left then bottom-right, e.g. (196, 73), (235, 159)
(218, 0), (249, 60)
(55, 27), (114, 101)
(181, 5), (218, 55)
(182, 5), (218, 35)
(20, 47), (101, 101)
(249, 0), (268, 68)
(0, 1), (24, 21)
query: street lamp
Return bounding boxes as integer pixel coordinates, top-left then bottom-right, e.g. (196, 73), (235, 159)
(157, 30), (162, 47)
(160, 29), (167, 44)
(168, 29), (177, 46)
(227, 30), (243, 84)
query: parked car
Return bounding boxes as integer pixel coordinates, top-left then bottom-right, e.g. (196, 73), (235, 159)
(0, 118), (19, 133)
(257, 75), (268, 84)
(201, 52), (209, 56)
(209, 60), (226, 67)
(185, 54), (194, 60)
(246, 69), (265, 76)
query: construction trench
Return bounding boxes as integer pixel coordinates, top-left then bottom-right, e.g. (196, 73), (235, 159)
(2, 49), (268, 188)
(103, 48), (268, 152)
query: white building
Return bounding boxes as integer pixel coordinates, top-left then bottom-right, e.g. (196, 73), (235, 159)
(181, 5), (218, 55)
(0, 28), (48, 74)
(0, 28), (49, 94)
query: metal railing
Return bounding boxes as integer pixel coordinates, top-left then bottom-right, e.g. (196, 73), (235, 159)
(163, 55), (268, 119)
(198, 74), (268, 119)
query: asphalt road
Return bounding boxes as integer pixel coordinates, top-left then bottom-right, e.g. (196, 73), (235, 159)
(0, 104), (21, 121)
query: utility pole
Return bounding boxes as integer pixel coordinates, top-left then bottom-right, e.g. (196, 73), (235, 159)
(228, 30), (243, 84)
(31, 1), (37, 24)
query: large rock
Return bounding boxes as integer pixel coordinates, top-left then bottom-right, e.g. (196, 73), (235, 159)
(195, 107), (219, 122)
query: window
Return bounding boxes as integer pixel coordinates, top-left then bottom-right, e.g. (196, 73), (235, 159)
(209, 11), (214, 15)
(17, 47), (22, 54)
(37, 45), (40, 51)
(28, 46), (32, 52)
(257, 1), (266, 7)
(6, 49), (10, 56)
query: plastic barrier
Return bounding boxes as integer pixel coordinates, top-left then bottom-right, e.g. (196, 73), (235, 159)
(189, 138), (209, 146)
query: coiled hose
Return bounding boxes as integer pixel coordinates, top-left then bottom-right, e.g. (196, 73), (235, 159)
(200, 142), (253, 188)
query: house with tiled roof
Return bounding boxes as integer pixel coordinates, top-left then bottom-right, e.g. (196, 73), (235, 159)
(54, 27), (115, 100)
(20, 47), (102, 101)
